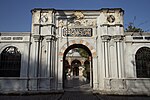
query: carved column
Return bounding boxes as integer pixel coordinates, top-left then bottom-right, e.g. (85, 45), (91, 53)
(46, 35), (56, 89)
(101, 35), (111, 78)
(51, 36), (56, 89)
(113, 35), (124, 78)
(46, 36), (52, 78)
(32, 35), (41, 90)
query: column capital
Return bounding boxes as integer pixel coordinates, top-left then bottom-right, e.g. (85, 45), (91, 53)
(113, 35), (124, 41)
(33, 35), (42, 42)
(46, 35), (57, 42)
(101, 35), (111, 42)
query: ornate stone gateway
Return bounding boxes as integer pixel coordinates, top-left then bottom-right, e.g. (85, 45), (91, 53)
(1, 8), (150, 95)
(62, 44), (93, 90)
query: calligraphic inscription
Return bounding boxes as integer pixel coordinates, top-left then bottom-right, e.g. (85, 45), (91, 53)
(63, 28), (92, 37)
(1, 37), (11, 40)
(13, 37), (23, 40)
(133, 37), (143, 40)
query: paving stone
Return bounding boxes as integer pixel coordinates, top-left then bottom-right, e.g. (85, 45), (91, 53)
(1, 92), (150, 100)
(95, 94), (150, 100)
(59, 91), (99, 100)
(0, 94), (62, 100)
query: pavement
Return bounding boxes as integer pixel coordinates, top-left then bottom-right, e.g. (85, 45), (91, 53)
(1, 91), (150, 100)
(95, 94), (150, 100)
(59, 91), (98, 100)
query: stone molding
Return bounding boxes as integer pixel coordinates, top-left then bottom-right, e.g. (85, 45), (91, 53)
(33, 35), (57, 42)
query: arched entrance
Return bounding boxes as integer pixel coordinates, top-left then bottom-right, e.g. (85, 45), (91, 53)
(71, 60), (81, 76)
(63, 44), (93, 90)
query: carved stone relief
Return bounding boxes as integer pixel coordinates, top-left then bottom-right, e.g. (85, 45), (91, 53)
(101, 35), (111, 41)
(58, 20), (64, 27)
(39, 13), (49, 24)
(73, 11), (84, 20)
(58, 11), (96, 27)
(58, 19), (96, 27)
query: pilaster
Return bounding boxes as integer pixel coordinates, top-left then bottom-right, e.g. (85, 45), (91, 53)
(45, 35), (57, 89)
(92, 56), (99, 90)
(113, 35), (124, 78)
(101, 35), (111, 78)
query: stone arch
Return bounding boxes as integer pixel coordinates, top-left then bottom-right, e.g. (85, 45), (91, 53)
(0, 44), (29, 78)
(0, 46), (21, 77)
(135, 47), (150, 78)
(62, 42), (94, 88)
(59, 39), (96, 57)
(132, 44), (150, 56)
(0, 44), (23, 54)
(129, 44), (150, 77)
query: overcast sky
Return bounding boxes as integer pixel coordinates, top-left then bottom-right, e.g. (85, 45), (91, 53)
(0, 0), (150, 32)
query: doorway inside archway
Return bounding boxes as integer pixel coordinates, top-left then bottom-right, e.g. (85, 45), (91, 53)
(63, 44), (93, 90)
(71, 59), (81, 76)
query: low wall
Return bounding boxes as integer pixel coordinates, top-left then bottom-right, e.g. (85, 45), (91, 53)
(0, 77), (54, 94)
(103, 78), (150, 95)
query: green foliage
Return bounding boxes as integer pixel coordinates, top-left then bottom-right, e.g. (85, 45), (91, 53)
(83, 63), (90, 78)
(125, 22), (144, 32)
(77, 48), (89, 58)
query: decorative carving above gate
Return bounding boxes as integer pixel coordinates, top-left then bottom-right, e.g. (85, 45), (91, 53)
(58, 19), (96, 27)
(73, 11), (84, 20)
(58, 11), (96, 28)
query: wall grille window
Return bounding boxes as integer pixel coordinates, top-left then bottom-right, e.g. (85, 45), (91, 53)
(135, 47), (150, 78)
(0, 46), (21, 77)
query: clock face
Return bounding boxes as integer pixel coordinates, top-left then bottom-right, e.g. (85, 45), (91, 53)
(39, 13), (48, 23)
(107, 15), (115, 23)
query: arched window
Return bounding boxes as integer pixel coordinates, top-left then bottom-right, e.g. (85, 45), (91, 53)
(135, 47), (150, 78)
(0, 46), (21, 77)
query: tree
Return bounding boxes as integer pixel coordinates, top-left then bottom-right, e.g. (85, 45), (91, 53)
(77, 48), (89, 58)
(125, 22), (144, 32)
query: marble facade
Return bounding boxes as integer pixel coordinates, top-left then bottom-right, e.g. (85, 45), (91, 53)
(0, 8), (150, 95)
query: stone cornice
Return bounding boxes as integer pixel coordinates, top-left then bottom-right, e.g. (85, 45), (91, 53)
(31, 8), (55, 14)
(100, 8), (124, 14)
(33, 23), (56, 27)
(100, 24), (123, 27)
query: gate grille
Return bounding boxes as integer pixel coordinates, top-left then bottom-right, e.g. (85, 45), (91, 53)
(135, 47), (150, 78)
(0, 46), (21, 77)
